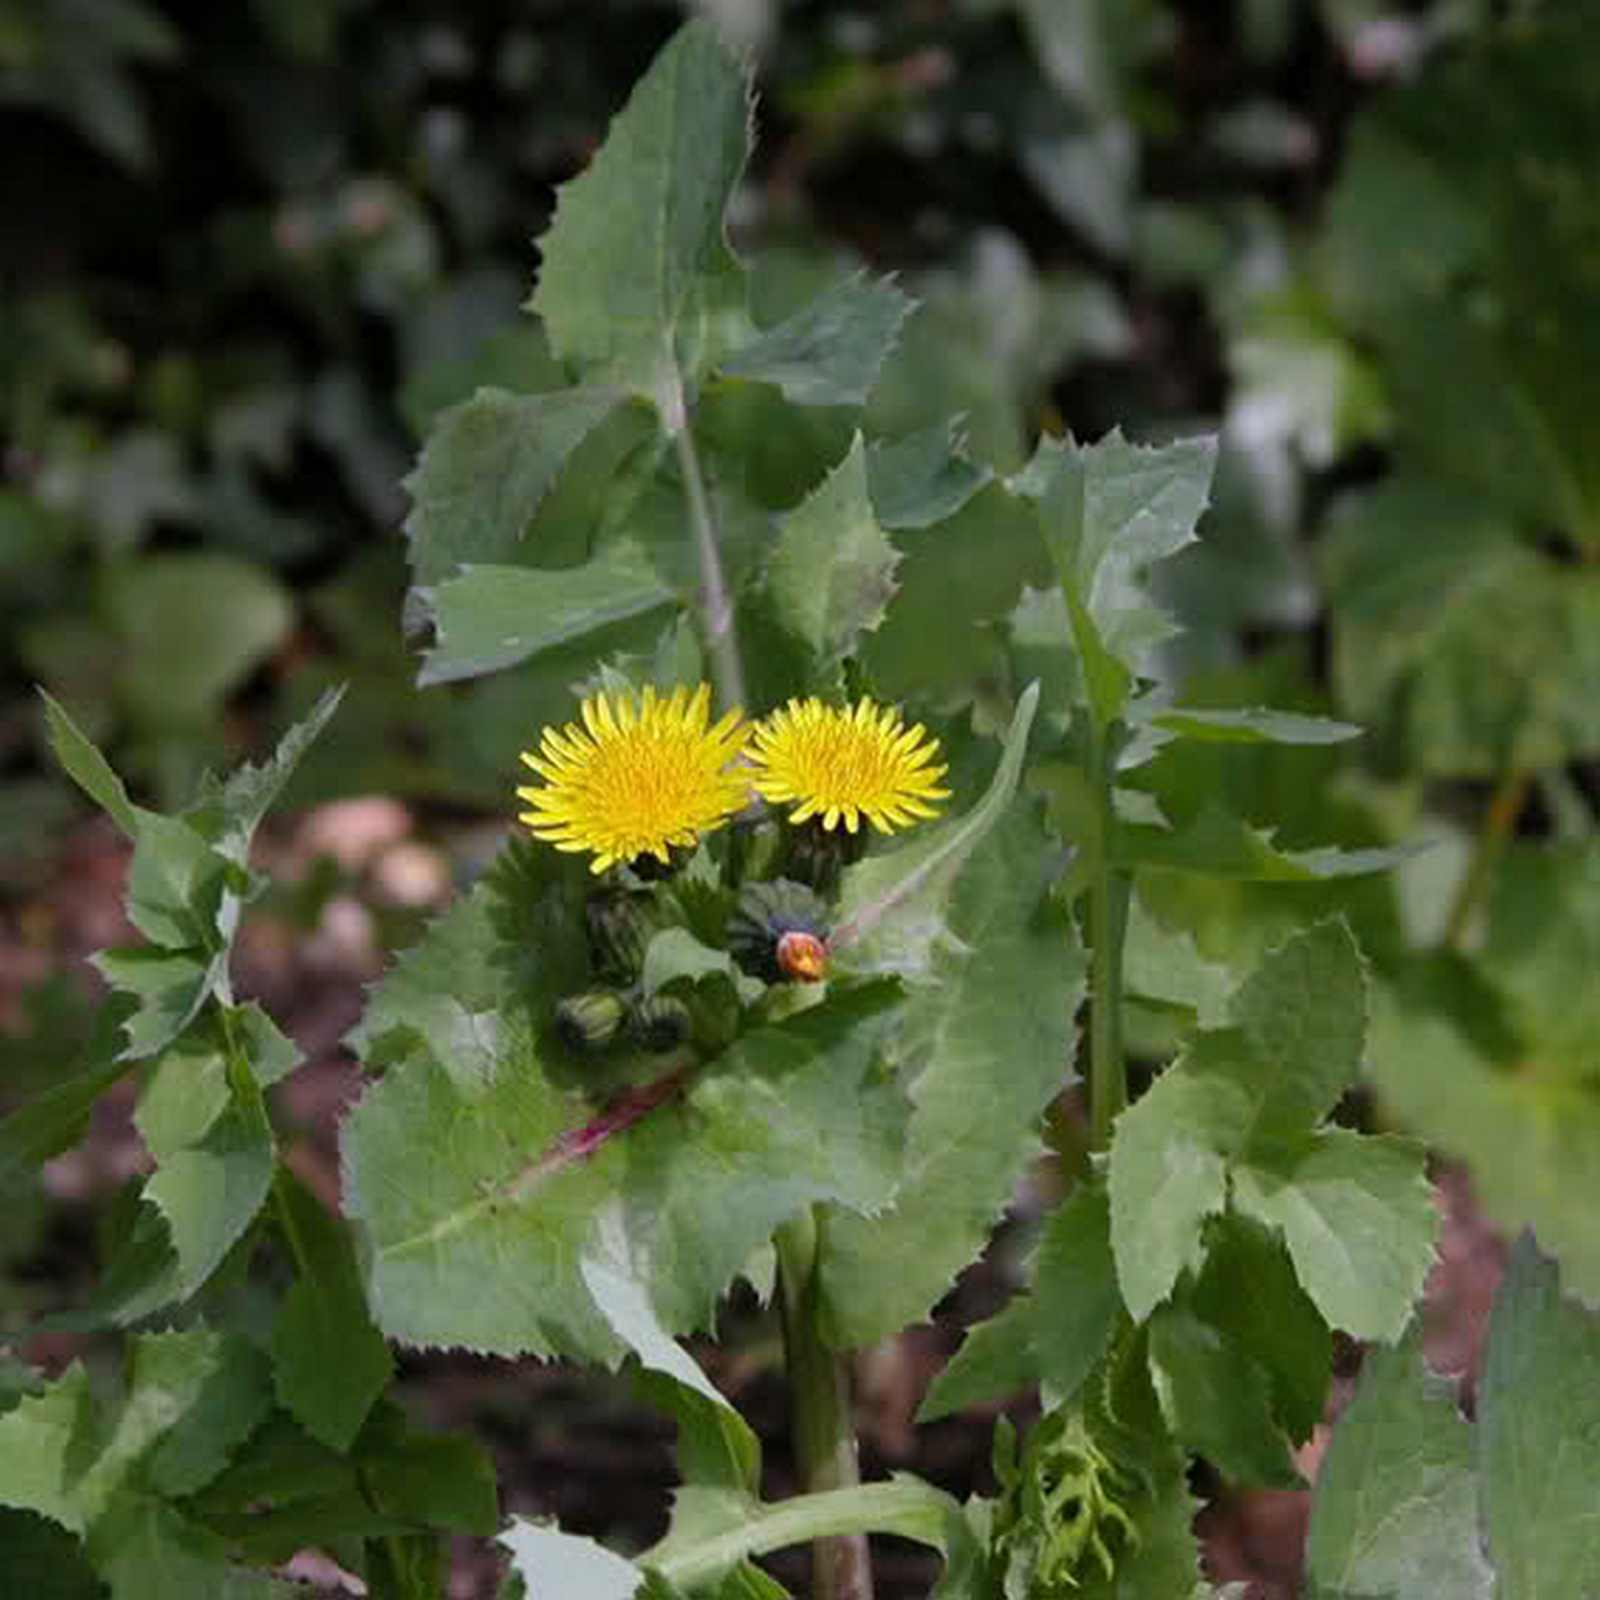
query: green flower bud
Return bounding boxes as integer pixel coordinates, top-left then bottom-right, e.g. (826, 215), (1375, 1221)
(727, 879), (831, 983)
(630, 994), (692, 1053)
(554, 990), (627, 1054)
(585, 891), (654, 982)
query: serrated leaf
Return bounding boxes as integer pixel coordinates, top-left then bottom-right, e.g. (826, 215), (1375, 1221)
(269, 1169), (392, 1453)
(1108, 1056), (1249, 1321)
(197, 686), (346, 865)
(1121, 896), (1231, 1026)
(135, 1027), (233, 1157)
(360, 1428), (499, 1535)
(529, 20), (751, 397)
(1032, 1178), (1123, 1405)
(136, 1335), (275, 1500)
(86, 1493), (288, 1600)
(1231, 1130), (1435, 1344)
(344, 934), (903, 1356)
(229, 1003), (300, 1087)
(141, 1078), (274, 1309)
(1139, 706), (1362, 746)
(1225, 919), (1366, 1138)
(768, 434), (900, 670)
(0, 1363), (94, 1533)
(92, 948), (222, 1062)
(40, 689), (139, 837)
(1189, 1216), (1329, 1446)
(722, 272), (913, 407)
(1306, 1326), (1491, 1600)
(866, 421), (992, 531)
(1478, 1235), (1600, 1600)
(1147, 1306), (1299, 1488)
(918, 1295), (1038, 1423)
(1022, 429), (1218, 727)
(819, 798), (1085, 1347)
(830, 681), (1039, 976)
(500, 1520), (643, 1600)
(1116, 804), (1412, 881)
(419, 544), (677, 686)
(404, 387), (622, 588)
(124, 812), (228, 952)
(641, 928), (741, 1000)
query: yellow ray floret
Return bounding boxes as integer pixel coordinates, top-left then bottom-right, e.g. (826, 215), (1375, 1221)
(516, 684), (749, 874)
(745, 696), (950, 834)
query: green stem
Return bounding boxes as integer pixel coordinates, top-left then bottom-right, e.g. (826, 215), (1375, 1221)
(774, 1209), (872, 1600)
(667, 373), (746, 711)
(1442, 767), (1529, 951)
(1087, 722), (1130, 1152)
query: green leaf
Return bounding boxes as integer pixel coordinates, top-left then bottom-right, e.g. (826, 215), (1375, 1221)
(641, 929), (743, 1000)
(861, 480), (1049, 707)
(344, 936), (904, 1356)
(865, 420), (991, 530)
(195, 687), (346, 865)
(830, 682), (1039, 976)
(768, 433), (901, 670)
(404, 387), (622, 589)
(269, 1169), (393, 1453)
(1023, 429), (1218, 727)
(1138, 706), (1362, 746)
(0, 1510), (103, 1600)
(500, 1520), (643, 1600)
(360, 1429), (499, 1536)
(1032, 1178), (1123, 1405)
(86, 1493), (289, 1600)
(1189, 1217), (1329, 1446)
(228, 1003), (300, 1088)
(1225, 919), (1367, 1139)
(140, 1077), (275, 1309)
(135, 1334), (275, 1500)
(1231, 1130), (1434, 1344)
(419, 543), (676, 686)
(1306, 1326), (1491, 1600)
(528, 20), (752, 397)
(1478, 1234), (1600, 1600)
(1116, 804), (1412, 882)
(0, 1363), (94, 1533)
(40, 689), (139, 837)
(92, 949), (222, 1062)
(1147, 1306), (1299, 1488)
(819, 798), (1085, 1347)
(135, 1027), (233, 1157)
(124, 812), (228, 952)
(722, 272), (913, 407)
(1107, 1056), (1247, 1321)
(917, 1295), (1038, 1423)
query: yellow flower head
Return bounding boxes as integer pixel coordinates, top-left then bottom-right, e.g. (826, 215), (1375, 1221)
(746, 696), (950, 834)
(517, 684), (748, 873)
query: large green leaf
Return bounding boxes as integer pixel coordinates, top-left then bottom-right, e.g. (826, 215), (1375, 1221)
(721, 272), (913, 408)
(1110, 924), (1435, 1334)
(344, 882), (906, 1355)
(1306, 1327), (1491, 1600)
(528, 20), (752, 399)
(818, 801), (1086, 1348)
(404, 387), (622, 588)
(767, 433), (900, 672)
(1478, 1235), (1600, 1599)
(419, 543), (677, 686)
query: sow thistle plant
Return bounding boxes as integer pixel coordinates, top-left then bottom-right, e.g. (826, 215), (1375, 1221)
(7, 18), (1600, 1600)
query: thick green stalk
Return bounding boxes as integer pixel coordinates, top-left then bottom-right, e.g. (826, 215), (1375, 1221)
(666, 372), (746, 711)
(774, 1209), (872, 1600)
(1087, 722), (1130, 1152)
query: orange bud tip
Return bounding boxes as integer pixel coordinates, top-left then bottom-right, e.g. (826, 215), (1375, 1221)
(776, 930), (828, 983)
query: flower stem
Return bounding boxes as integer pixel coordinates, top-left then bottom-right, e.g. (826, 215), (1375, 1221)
(774, 1208), (872, 1600)
(666, 373), (746, 712)
(1442, 767), (1529, 951)
(1087, 721), (1129, 1152)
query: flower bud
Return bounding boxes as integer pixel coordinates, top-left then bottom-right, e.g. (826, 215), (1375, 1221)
(728, 879), (831, 983)
(630, 995), (692, 1053)
(555, 990), (627, 1053)
(585, 891), (653, 982)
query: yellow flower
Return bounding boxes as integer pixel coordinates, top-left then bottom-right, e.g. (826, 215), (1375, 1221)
(745, 696), (950, 834)
(517, 684), (748, 873)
